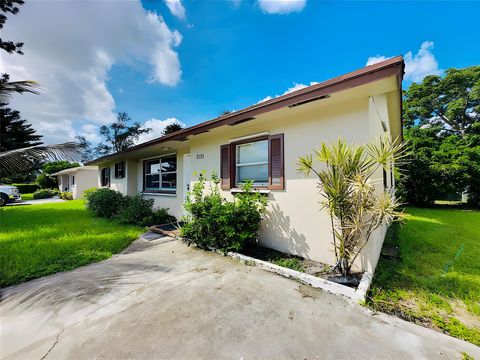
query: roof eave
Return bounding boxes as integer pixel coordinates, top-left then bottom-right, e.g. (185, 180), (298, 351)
(86, 56), (404, 165)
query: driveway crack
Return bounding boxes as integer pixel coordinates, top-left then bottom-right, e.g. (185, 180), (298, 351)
(40, 328), (64, 360)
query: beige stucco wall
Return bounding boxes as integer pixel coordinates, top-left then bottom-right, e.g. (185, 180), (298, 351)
(93, 78), (400, 273)
(99, 160), (138, 197)
(187, 92), (398, 273)
(71, 169), (99, 199)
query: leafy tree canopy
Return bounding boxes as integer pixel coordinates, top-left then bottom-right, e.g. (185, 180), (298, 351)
(397, 123), (480, 207)
(403, 66), (480, 136)
(42, 160), (80, 175)
(0, 103), (43, 151)
(0, 0), (24, 55)
(96, 112), (151, 156)
(162, 122), (183, 136)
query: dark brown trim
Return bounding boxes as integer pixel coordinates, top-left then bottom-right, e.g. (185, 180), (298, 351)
(268, 133), (284, 190)
(114, 161), (125, 179)
(86, 56), (404, 165)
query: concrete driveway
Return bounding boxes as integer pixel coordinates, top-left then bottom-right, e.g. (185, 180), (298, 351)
(1, 236), (478, 360)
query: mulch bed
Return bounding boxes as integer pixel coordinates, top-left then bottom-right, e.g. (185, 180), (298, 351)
(241, 243), (363, 288)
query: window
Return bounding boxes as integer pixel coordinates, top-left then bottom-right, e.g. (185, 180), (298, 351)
(101, 167), (110, 187)
(114, 161), (125, 179)
(235, 139), (268, 186)
(220, 134), (284, 190)
(72, 175), (75, 186)
(144, 156), (177, 193)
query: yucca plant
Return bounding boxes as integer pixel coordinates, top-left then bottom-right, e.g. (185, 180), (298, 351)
(297, 138), (406, 277)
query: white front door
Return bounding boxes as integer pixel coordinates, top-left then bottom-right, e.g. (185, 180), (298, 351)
(183, 154), (191, 215)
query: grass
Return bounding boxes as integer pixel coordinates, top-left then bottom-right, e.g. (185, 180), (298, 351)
(20, 193), (34, 200)
(0, 200), (144, 287)
(368, 206), (480, 346)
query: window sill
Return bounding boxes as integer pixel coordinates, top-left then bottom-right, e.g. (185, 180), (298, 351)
(142, 191), (177, 197)
(230, 188), (270, 194)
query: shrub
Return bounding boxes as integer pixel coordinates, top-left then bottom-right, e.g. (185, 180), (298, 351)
(115, 194), (175, 226)
(84, 188), (126, 218)
(181, 173), (267, 252)
(83, 188), (175, 226)
(13, 183), (40, 194)
(33, 188), (57, 199)
(298, 138), (405, 276)
(60, 191), (73, 200)
(36, 173), (58, 189)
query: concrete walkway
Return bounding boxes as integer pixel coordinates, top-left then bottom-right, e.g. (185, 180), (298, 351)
(1, 237), (478, 360)
(7, 197), (65, 206)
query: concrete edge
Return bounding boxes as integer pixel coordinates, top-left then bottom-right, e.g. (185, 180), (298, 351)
(222, 250), (373, 302)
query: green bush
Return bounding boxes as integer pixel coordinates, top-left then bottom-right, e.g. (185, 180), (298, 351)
(36, 173), (58, 189)
(84, 188), (126, 218)
(33, 188), (58, 199)
(13, 183), (40, 194)
(181, 173), (267, 252)
(115, 194), (175, 226)
(60, 191), (73, 200)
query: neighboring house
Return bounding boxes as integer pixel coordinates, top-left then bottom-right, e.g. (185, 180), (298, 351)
(87, 57), (404, 273)
(51, 166), (99, 199)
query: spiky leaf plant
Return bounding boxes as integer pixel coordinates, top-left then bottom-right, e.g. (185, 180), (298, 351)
(297, 138), (406, 276)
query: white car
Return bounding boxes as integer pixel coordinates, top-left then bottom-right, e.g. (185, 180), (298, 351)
(0, 183), (21, 206)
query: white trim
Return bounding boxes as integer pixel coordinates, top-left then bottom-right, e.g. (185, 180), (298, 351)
(140, 152), (177, 162)
(223, 250), (373, 302)
(142, 192), (177, 197)
(229, 132), (269, 143)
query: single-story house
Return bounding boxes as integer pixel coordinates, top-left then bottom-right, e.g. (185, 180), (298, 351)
(87, 56), (404, 273)
(51, 166), (99, 199)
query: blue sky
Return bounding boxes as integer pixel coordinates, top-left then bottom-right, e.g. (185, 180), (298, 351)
(1, 0), (479, 144)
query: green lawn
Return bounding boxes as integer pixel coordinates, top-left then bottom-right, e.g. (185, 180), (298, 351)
(368, 207), (480, 345)
(0, 200), (144, 287)
(20, 193), (34, 200)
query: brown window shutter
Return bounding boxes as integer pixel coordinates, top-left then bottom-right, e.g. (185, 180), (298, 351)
(268, 133), (284, 190)
(220, 144), (232, 190)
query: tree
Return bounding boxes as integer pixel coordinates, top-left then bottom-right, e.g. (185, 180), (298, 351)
(0, 104), (43, 151)
(397, 124), (480, 207)
(36, 160), (80, 189)
(162, 122), (183, 136)
(297, 139), (405, 277)
(75, 135), (95, 162)
(0, 0), (25, 55)
(96, 112), (151, 156)
(0, 74), (39, 102)
(403, 66), (480, 136)
(0, 143), (79, 177)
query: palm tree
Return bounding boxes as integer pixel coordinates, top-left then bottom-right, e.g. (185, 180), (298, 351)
(0, 74), (40, 102)
(297, 138), (406, 277)
(0, 142), (80, 177)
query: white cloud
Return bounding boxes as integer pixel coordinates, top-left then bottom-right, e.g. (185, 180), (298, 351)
(365, 41), (442, 83)
(136, 118), (186, 144)
(257, 81), (318, 103)
(0, 1), (183, 144)
(404, 41), (442, 82)
(258, 0), (307, 14)
(165, 0), (186, 20)
(366, 56), (388, 66)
